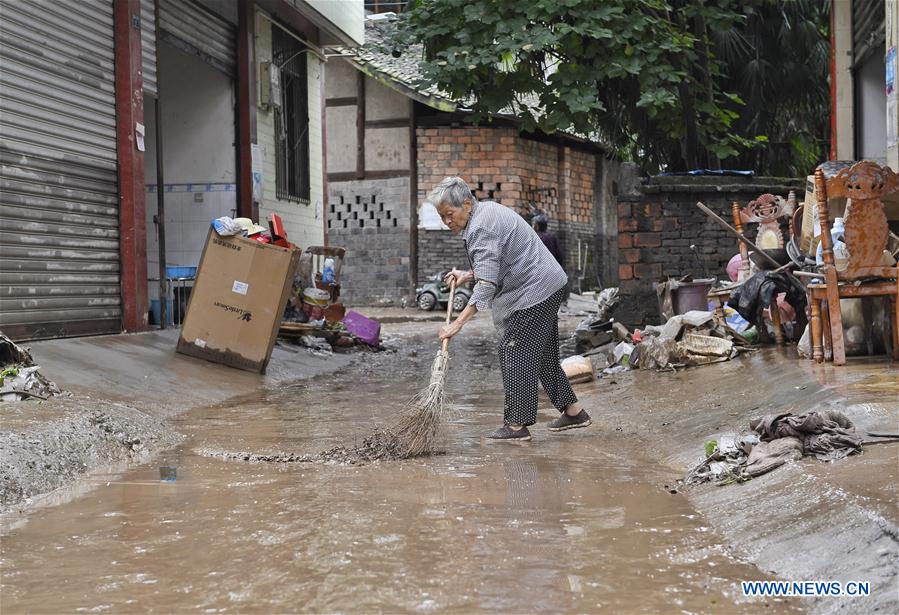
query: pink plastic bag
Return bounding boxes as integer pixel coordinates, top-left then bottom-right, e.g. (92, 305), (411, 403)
(343, 311), (381, 347)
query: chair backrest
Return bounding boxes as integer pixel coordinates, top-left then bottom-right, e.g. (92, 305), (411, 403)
(730, 192), (795, 280)
(305, 245), (347, 283)
(814, 161), (898, 280)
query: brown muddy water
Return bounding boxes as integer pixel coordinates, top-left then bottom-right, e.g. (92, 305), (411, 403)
(1, 332), (799, 613)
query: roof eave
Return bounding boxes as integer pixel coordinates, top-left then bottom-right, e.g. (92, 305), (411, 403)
(347, 59), (458, 113)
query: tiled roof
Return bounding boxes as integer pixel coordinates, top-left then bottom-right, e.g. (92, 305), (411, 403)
(339, 17), (606, 150)
(344, 18), (459, 110)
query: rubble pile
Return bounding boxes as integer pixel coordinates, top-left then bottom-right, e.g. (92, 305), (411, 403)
(0, 334), (66, 402)
(630, 310), (750, 370)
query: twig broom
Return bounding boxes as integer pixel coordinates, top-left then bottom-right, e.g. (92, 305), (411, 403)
(389, 278), (457, 458)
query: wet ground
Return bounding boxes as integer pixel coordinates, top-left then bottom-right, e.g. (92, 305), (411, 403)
(2, 318), (896, 613)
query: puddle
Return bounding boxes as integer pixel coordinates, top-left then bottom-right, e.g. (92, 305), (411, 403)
(1, 334), (800, 612)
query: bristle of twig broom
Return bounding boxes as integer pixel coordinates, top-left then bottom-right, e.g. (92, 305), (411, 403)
(388, 279), (457, 458)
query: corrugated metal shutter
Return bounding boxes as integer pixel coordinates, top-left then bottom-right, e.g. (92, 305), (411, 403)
(852, 0), (885, 66)
(0, 0), (121, 341)
(141, 0), (157, 96)
(158, 0), (236, 77)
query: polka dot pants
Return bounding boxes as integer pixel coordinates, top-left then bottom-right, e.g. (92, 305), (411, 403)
(498, 287), (578, 426)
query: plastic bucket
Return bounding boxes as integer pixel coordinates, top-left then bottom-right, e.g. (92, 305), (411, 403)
(671, 280), (714, 315)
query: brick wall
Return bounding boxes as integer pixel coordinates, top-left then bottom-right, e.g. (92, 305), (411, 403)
(617, 176), (804, 326)
(416, 125), (606, 293)
(417, 229), (470, 285)
(327, 177), (411, 305)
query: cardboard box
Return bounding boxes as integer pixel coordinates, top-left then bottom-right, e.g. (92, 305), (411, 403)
(177, 230), (299, 373)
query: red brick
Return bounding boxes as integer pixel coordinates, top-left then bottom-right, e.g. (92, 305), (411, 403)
(621, 248), (640, 263)
(618, 264), (634, 280)
(634, 233), (661, 248)
(634, 263), (662, 279)
(643, 202), (662, 217)
(619, 218), (638, 232)
(617, 203), (631, 217)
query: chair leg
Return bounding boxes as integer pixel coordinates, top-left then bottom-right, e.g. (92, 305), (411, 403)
(861, 297), (874, 356)
(891, 295), (899, 360)
(822, 300), (834, 361)
(823, 269), (846, 365)
(771, 302), (784, 346)
(810, 297), (823, 362)
(825, 296), (846, 366)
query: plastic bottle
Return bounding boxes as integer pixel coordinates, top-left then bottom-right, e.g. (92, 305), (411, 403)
(816, 217), (848, 269)
(322, 257), (335, 284)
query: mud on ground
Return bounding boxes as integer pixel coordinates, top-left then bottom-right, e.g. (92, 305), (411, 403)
(0, 398), (183, 512)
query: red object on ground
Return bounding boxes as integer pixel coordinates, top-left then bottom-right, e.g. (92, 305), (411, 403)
(632, 329), (643, 343)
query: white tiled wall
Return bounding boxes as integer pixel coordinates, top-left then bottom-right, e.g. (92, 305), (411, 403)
(145, 186), (237, 288)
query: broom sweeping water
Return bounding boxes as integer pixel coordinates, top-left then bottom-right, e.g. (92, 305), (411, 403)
(388, 278), (458, 458)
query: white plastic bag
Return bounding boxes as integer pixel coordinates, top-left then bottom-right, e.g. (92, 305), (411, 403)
(211, 216), (242, 236)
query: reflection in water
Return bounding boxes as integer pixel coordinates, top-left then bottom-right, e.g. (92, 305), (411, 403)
(0, 334), (799, 613)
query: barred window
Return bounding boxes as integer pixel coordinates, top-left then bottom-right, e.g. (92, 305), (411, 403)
(273, 27), (310, 203)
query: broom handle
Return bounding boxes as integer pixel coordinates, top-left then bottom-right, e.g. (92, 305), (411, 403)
(441, 278), (457, 353)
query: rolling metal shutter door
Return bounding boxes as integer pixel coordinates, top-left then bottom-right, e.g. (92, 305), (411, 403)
(0, 0), (121, 341)
(158, 0), (236, 76)
(141, 0), (158, 96)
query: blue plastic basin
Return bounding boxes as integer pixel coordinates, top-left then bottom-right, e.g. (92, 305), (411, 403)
(165, 266), (197, 279)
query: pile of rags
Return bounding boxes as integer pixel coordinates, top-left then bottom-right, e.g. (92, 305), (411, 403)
(685, 408), (877, 486)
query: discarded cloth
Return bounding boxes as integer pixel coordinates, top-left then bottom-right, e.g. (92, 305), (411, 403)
(729, 271), (807, 328)
(750, 409), (863, 461)
(685, 409), (864, 486)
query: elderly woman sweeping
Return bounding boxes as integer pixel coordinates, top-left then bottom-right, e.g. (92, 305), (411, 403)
(432, 177), (591, 441)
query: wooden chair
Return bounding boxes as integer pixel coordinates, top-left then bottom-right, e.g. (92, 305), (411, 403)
(708, 193), (796, 344)
(306, 245), (346, 302)
(807, 161), (899, 364)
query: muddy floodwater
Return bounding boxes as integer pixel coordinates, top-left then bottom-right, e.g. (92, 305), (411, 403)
(1, 327), (828, 612)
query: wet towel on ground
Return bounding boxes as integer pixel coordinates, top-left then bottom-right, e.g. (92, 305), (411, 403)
(750, 409), (863, 461)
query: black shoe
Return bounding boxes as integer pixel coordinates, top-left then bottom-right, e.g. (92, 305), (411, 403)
(485, 425), (532, 441)
(547, 410), (592, 432)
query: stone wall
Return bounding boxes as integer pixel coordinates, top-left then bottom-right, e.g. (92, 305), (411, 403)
(616, 175), (804, 326)
(327, 177), (411, 305)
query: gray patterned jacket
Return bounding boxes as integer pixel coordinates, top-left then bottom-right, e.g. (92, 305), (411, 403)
(461, 200), (567, 325)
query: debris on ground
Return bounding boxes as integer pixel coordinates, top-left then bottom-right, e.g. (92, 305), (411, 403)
(561, 355), (595, 383)
(0, 334), (66, 402)
(631, 310), (752, 370)
(571, 288), (620, 353)
(684, 409), (898, 486)
(197, 429), (413, 465)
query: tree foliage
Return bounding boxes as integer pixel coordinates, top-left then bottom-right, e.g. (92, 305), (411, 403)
(393, 0), (829, 175)
(715, 0), (831, 176)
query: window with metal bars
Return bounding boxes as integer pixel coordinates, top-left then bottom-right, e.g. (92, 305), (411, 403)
(273, 27), (310, 203)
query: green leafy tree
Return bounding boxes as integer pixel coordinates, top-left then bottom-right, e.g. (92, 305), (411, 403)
(715, 0), (831, 176)
(393, 0), (827, 175)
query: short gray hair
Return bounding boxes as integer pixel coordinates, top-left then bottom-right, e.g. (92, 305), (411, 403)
(427, 176), (477, 209)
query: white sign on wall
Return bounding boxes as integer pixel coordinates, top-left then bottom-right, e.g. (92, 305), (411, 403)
(418, 201), (449, 230)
